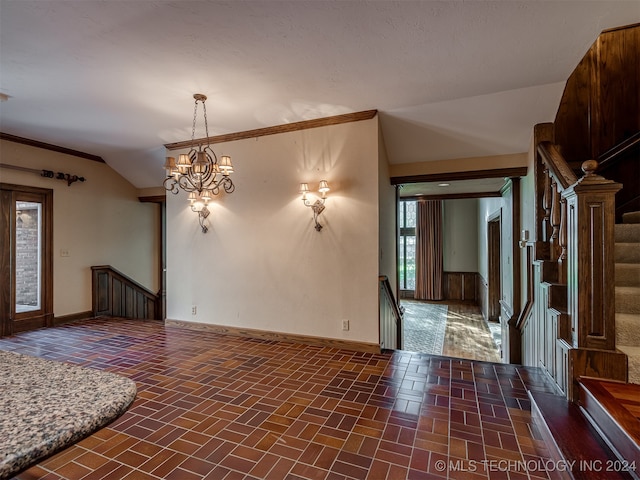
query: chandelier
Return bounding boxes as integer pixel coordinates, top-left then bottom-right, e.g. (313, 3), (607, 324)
(163, 94), (234, 233)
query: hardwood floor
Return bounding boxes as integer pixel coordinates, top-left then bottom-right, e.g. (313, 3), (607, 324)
(400, 301), (501, 363)
(441, 303), (502, 363)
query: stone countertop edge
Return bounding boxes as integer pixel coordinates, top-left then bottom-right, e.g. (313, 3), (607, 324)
(0, 350), (137, 480)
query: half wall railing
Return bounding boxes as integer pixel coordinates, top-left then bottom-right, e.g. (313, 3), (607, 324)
(379, 275), (403, 350)
(91, 265), (160, 320)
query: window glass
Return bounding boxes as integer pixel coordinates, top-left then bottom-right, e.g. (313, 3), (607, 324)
(15, 201), (42, 313)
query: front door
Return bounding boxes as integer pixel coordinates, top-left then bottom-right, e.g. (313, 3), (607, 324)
(0, 184), (53, 336)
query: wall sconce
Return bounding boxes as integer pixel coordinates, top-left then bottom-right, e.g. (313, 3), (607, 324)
(300, 180), (330, 232)
(188, 191), (212, 233)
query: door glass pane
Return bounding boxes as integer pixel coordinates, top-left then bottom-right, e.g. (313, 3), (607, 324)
(15, 201), (42, 313)
(399, 200), (416, 291)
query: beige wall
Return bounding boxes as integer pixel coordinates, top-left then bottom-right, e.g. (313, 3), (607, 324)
(378, 124), (397, 294)
(1, 140), (159, 317)
(443, 199), (478, 272)
(389, 152), (527, 178)
(166, 118), (381, 345)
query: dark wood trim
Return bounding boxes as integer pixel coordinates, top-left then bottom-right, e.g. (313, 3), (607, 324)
(391, 167), (528, 186)
(165, 110), (378, 150)
(0, 132), (105, 163)
(53, 311), (93, 326)
(165, 319), (381, 354)
(402, 191), (501, 201)
(602, 21), (640, 34)
(138, 195), (166, 203)
(0, 189), (10, 337)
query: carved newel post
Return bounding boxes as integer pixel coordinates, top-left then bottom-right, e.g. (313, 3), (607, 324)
(561, 160), (622, 351)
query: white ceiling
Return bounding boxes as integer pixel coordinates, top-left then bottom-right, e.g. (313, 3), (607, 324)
(1, 1), (639, 190)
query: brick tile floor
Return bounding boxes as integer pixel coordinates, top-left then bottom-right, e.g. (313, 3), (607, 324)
(1, 318), (560, 479)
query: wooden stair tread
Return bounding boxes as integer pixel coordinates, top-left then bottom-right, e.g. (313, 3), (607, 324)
(580, 378), (640, 439)
(530, 390), (635, 479)
(579, 378), (640, 473)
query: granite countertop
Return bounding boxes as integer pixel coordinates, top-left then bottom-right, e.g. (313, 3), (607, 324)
(0, 351), (136, 479)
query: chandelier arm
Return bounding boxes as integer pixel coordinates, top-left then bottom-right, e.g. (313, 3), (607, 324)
(177, 174), (200, 193)
(163, 177), (181, 195)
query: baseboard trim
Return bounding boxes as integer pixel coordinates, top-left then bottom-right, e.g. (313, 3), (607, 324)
(165, 319), (381, 354)
(53, 310), (93, 326)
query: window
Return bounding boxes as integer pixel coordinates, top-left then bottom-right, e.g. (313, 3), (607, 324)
(399, 200), (416, 292)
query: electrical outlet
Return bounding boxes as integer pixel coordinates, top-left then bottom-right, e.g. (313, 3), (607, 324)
(342, 319), (349, 331)
(191, 305), (197, 315)
(60, 249), (70, 257)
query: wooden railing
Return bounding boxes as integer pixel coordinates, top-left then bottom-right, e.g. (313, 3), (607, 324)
(379, 275), (403, 350)
(523, 137), (627, 400)
(597, 131), (640, 222)
(91, 265), (160, 320)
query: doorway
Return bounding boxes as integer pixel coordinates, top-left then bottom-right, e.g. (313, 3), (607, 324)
(0, 184), (53, 336)
(487, 213), (501, 322)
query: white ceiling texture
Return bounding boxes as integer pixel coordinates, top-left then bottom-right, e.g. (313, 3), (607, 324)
(1, 1), (639, 192)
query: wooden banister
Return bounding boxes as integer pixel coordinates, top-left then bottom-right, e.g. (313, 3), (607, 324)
(597, 131), (640, 168)
(379, 275), (403, 350)
(537, 142), (578, 191)
(529, 140), (626, 399)
(91, 265), (160, 320)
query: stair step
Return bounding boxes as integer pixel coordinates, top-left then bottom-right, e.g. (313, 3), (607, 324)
(616, 243), (640, 263)
(617, 263), (640, 287)
(623, 212), (640, 225)
(617, 314), (640, 347)
(618, 346), (640, 385)
(616, 224), (640, 243)
(617, 287), (640, 315)
(579, 378), (640, 470)
(529, 389), (634, 479)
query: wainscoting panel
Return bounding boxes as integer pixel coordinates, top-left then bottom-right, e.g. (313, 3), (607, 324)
(443, 271), (478, 303)
(403, 272), (481, 304)
(92, 265), (159, 320)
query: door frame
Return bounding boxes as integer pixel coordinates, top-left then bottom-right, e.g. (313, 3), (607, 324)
(0, 183), (53, 336)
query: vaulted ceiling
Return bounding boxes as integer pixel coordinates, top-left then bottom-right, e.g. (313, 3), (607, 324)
(1, 1), (638, 189)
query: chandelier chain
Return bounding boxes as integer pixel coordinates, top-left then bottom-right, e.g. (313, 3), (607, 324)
(191, 97), (210, 146)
